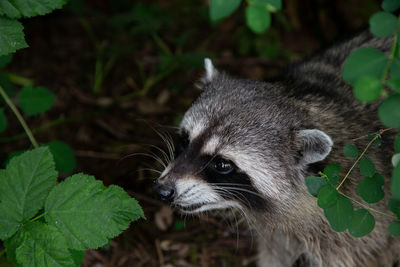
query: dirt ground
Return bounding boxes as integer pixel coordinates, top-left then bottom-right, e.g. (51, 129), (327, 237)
(0, 0), (381, 266)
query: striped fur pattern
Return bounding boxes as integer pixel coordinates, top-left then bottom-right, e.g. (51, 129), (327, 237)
(155, 31), (400, 266)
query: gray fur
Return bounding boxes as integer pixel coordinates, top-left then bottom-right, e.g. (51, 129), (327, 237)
(157, 31), (400, 266)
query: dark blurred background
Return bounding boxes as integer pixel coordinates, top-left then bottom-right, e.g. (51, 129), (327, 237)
(0, 0), (382, 266)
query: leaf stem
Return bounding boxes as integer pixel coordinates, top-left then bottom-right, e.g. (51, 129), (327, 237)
(339, 192), (397, 219)
(29, 212), (46, 223)
(0, 85), (39, 148)
(336, 134), (379, 190)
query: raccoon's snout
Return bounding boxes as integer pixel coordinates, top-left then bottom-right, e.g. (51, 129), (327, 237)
(152, 181), (176, 202)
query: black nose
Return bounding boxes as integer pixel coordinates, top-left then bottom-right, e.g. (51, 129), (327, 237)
(152, 182), (176, 202)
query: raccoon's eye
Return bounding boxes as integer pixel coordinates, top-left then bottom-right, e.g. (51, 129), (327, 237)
(212, 157), (235, 175)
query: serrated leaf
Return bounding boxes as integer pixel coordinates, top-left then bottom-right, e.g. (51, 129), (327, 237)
(69, 250), (84, 267)
(0, 0), (68, 19)
(0, 147), (57, 240)
(387, 78), (400, 94)
(45, 173), (144, 250)
(389, 221), (400, 236)
(46, 141), (76, 173)
(357, 176), (384, 203)
(305, 176), (328, 197)
(370, 12), (398, 38)
(324, 194), (353, 232)
(388, 198), (400, 216)
(378, 94), (400, 127)
(317, 185), (338, 208)
(323, 164), (341, 186)
(382, 0), (400, 12)
(392, 164), (400, 199)
(348, 209), (375, 237)
(395, 133), (400, 153)
(209, 0), (241, 21)
(392, 153), (400, 167)
(0, 54), (12, 67)
(18, 85), (55, 115)
(0, 17), (28, 56)
(0, 108), (7, 132)
(15, 221), (75, 267)
(4, 228), (24, 264)
(342, 48), (387, 85)
(245, 5), (271, 34)
(353, 76), (381, 102)
(359, 156), (375, 177)
(343, 144), (359, 158)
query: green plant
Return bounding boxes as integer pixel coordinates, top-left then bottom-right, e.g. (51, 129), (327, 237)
(209, 0), (282, 33)
(0, 147), (144, 267)
(305, 0), (400, 237)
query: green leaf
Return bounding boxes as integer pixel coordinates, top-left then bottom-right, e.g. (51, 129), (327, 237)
(390, 58), (400, 79)
(305, 176), (328, 197)
(388, 198), (400, 216)
(0, 54), (12, 67)
(317, 185), (338, 208)
(4, 228), (24, 264)
(369, 11), (398, 38)
(15, 221), (75, 267)
(378, 94), (400, 127)
(392, 153), (400, 167)
(387, 78), (400, 94)
(0, 17), (28, 56)
(391, 163), (400, 199)
(343, 144), (359, 158)
(348, 209), (375, 237)
(324, 194), (353, 232)
(0, 147), (57, 240)
(209, 0), (242, 21)
(18, 85), (55, 115)
(395, 133), (400, 153)
(0, 0), (68, 19)
(45, 173), (144, 250)
(69, 249), (84, 267)
(249, 0), (282, 11)
(359, 156), (375, 177)
(323, 164), (341, 186)
(245, 5), (271, 34)
(342, 48), (387, 85)
(46, 141), (76, 173)
(382, 0), (400, 12)
(389, 221), (400, 236)
(353, 76), (381, 102)
(0, 108), (7, 132)
(357, 176), (384, 203)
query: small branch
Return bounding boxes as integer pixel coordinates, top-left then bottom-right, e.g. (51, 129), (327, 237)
(339, 192), (397, 219)
(29, 212), (46, 223)
(351, 128), (394, 142)
(0, 85), (39, 148)
(336, 135), (379, 190)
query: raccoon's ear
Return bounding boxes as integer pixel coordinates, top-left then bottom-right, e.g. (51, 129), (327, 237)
(200, 58), (218, 85)
(295, 129), (333, 164)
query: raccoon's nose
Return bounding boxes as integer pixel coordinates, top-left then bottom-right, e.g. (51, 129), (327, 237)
(152, 182), (176, 202)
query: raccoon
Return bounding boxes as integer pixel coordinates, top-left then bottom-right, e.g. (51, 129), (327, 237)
(153, 31), (400, 266)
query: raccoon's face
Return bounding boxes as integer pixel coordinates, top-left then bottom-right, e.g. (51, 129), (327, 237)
(153, 59), (333, 218)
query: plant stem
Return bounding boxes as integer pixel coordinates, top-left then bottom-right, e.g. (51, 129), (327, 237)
(29, 212), (46, 223)
(336, 135), (379, 190)
(339, 192), (397, 219)
(0, 249), (5, 258)
(0, 85), (39, 148)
